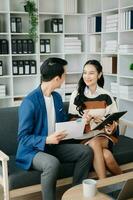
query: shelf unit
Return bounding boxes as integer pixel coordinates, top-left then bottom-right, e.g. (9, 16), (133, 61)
(0, 0), (133, 131)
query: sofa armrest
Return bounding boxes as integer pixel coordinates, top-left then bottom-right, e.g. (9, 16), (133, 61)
(0, 150), (9, 200)
(119, 119), (133, 135)
(0, 150), (9, 162)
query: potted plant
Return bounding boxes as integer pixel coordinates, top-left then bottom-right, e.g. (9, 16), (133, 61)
(24, 0), (38, 41)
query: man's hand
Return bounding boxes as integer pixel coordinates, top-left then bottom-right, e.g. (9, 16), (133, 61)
(46, 131), (67, 144)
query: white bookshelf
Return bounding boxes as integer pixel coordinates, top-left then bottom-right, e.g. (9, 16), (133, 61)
(0, 0), (133, 128)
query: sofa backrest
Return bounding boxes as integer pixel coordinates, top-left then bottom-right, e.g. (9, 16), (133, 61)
(0, 102), (69, 156)
(0, 107), (18, 155)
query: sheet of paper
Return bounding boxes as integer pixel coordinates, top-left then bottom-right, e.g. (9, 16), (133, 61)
(56, 119), (85, 140)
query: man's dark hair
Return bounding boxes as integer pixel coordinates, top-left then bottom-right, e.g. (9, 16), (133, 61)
(40, 57), (67, 82)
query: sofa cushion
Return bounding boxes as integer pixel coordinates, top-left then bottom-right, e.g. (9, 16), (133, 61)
(113, 135), (133, 164)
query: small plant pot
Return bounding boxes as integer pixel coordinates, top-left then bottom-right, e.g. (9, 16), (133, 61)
(130, 63), (133, 70)
(24, 5), (28, 12)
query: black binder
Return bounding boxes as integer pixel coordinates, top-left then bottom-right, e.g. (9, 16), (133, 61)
(40, 39), (45, 53)
(22, 39), (28, 54)
(27, 39), (34, 54)
(1, 39), (9, 54)
(12, 39), (17, 54)
(12, 60), (18, 75)
(45, 39), (51, 53)
(58, 18), (63, 33)
(24, 60), (30, 75)
(18, 60), (24, 75)
(45, 18), (58, 33)
(16, 17), (22, 33)
(17, 39), (23, 54)
(30, 60), (36, 74)
(11, 17), (16, 33)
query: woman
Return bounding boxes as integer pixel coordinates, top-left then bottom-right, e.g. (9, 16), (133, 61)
(69, 60), (122, 179)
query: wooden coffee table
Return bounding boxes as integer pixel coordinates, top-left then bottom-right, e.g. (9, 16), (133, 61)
(62, 171), (133, 200)
(62, 184), (110, 200)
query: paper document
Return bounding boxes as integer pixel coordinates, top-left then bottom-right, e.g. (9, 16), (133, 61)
(56, 119), (85, 140)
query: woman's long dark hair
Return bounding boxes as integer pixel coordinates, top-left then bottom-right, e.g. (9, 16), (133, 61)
(74, 60), (104, 115)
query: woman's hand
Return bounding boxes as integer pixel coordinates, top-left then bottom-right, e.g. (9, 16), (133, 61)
(82, 112), (93, 124)
(46, 131), (67, 144)
(104, 121), (117, 135)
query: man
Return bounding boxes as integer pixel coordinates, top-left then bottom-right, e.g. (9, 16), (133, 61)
(16, 57), (93, 200)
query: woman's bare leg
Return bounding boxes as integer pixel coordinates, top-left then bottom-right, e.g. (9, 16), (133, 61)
(103, 149), (122, 175)
(86, 137), (108, 179)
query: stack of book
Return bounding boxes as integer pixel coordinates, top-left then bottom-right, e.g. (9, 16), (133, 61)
(104, 40), (117, 52)
(105, 14), (118, 32)
(0, 84), (6, 97)
(110, 82), (118, 97)
(64, 0), (77, 13)
(102, 57), (117, 74)
(119, 85), (133, 99)
(64, 37), (81, 53)
(89, 35), (101, 52)
(119, 44), (133, 53)
(88, 16), (102, 33)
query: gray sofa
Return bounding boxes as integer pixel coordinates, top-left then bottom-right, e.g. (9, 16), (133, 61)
(0, 103), (133, 199)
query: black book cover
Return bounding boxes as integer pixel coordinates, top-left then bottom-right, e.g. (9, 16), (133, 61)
(1, 39), (9, 54)
(12, 60), (18, 75)
(130, 10), (133, 29)
(18, 60), (24, 75)
(22, 39), (28, 54)
(24, 60), (30, 75)
(0, 40), (2, 54)
(27, 39), (34, 54)
(30, 60), (36, 74)
(58, 18), (63, 33)
(17, 39), (23, 54)
(16, 17), (22, 33)
(40, 39), (45, 53)
(12, 39), (17, 54)
(11, 17), (16, 33)
(96, 16), (101, 32)
(0, 60), (3, 76)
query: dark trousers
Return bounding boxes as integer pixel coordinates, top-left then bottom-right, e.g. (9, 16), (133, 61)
(32, 142), (93, 200)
